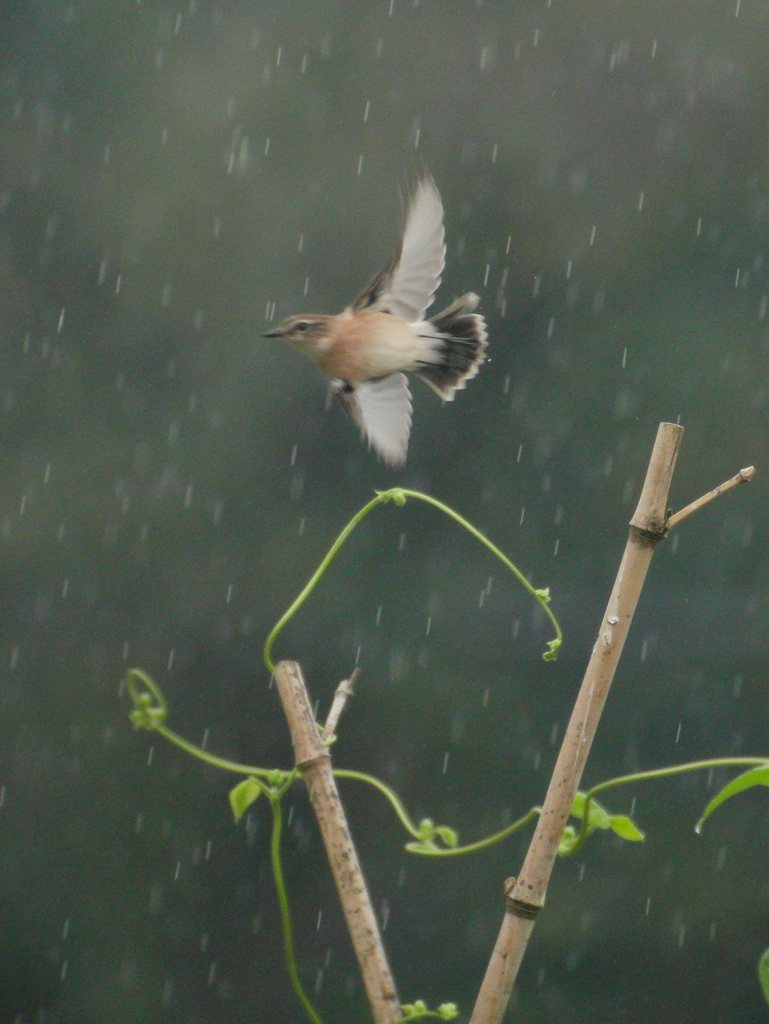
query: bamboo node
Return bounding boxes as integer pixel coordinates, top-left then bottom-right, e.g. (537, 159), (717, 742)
(506, 896), (543, 921)
(296, 749), (332, 772)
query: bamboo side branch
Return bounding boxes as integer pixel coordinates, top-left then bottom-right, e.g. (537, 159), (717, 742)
(469, 421), (684, 1024)
(322, 667), (361, 742)
(273, 660), (401, 1024)
(665, 465), (755, 530)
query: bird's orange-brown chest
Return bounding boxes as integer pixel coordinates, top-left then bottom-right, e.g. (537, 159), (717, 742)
(318, 310), (423, 382)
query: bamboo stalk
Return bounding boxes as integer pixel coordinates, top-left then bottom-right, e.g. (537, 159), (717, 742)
(469, 422), (684, 1024)
(274, 660), (401, 1024)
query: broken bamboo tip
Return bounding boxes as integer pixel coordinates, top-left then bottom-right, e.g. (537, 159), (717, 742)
(629, 422), (684, 535)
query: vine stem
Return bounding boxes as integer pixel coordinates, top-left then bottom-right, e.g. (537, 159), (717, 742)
(263, 488), (562, 674)
(396, 490), (562, 654)
(570, 756), (769, 854)
(334, 768), (540, 857)
(264, 494), (383, 673)
(268, 788), (324, 1024)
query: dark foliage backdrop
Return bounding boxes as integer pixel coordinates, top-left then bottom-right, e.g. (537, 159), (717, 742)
(1, 3), (767, 1022)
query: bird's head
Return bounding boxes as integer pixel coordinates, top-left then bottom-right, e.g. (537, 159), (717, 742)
(263, 314), (332, 357)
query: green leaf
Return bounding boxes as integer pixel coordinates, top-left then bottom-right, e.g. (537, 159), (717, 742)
(405, 840), (440, 854)
(125, 669), (168, 729)
(400, 1000), (427, 1015)
(229, 777), (264, 823)
(543, 637), (561, 662)
(609, 814), (645, 842)
(266, 768), (288, 788)
(696, 763), (769, 832)
(558, 825), (579, 855)
(438, 1004), (460, 1021)
(377, 487), (407, 507)
(571, 792), (611, 830)
(435, 826), (459, 848)
(569, 791), (587, 817)
(400, 998), (458, 1022)
(759, 949), (769, 1007)
(562, 793), (645, 852)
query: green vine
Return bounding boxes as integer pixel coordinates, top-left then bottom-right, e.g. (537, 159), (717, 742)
(562, 756), (769, 856)
(267, 783), (323, 1024)
(399, 999), (459, 1021)
(122, 666), (548, 1023)
(126, 670), (318, 1018)
(122, 474), (769, 1019)
(333, 768), (541, 856)
(263, 487), (562, 674)
(124, 665), (769, 1019)
(126, 668), (278, 780)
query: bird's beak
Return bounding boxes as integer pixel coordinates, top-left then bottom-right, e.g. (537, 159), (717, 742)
(262, 327), (282, 337)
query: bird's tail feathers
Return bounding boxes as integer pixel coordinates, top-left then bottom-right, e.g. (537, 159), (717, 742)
(413, 292), (488, 400)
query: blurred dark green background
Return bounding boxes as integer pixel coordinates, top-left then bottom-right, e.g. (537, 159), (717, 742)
(2, 2), (767, 1022)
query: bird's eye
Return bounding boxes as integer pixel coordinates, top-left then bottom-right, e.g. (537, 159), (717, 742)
(296, 321), (309, 332)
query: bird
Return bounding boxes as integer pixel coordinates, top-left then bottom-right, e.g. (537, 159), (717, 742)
(264, 173), (488, 468)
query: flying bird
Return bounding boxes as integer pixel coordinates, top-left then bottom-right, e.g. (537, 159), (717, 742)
(264, 174), (488, 467)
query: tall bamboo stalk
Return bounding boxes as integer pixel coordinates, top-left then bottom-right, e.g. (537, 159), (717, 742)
(469, 421), (683, 1023)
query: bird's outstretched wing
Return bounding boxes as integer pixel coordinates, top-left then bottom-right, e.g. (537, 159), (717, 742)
(349, 175), (446, 323)
(334, 373), (413, 467)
